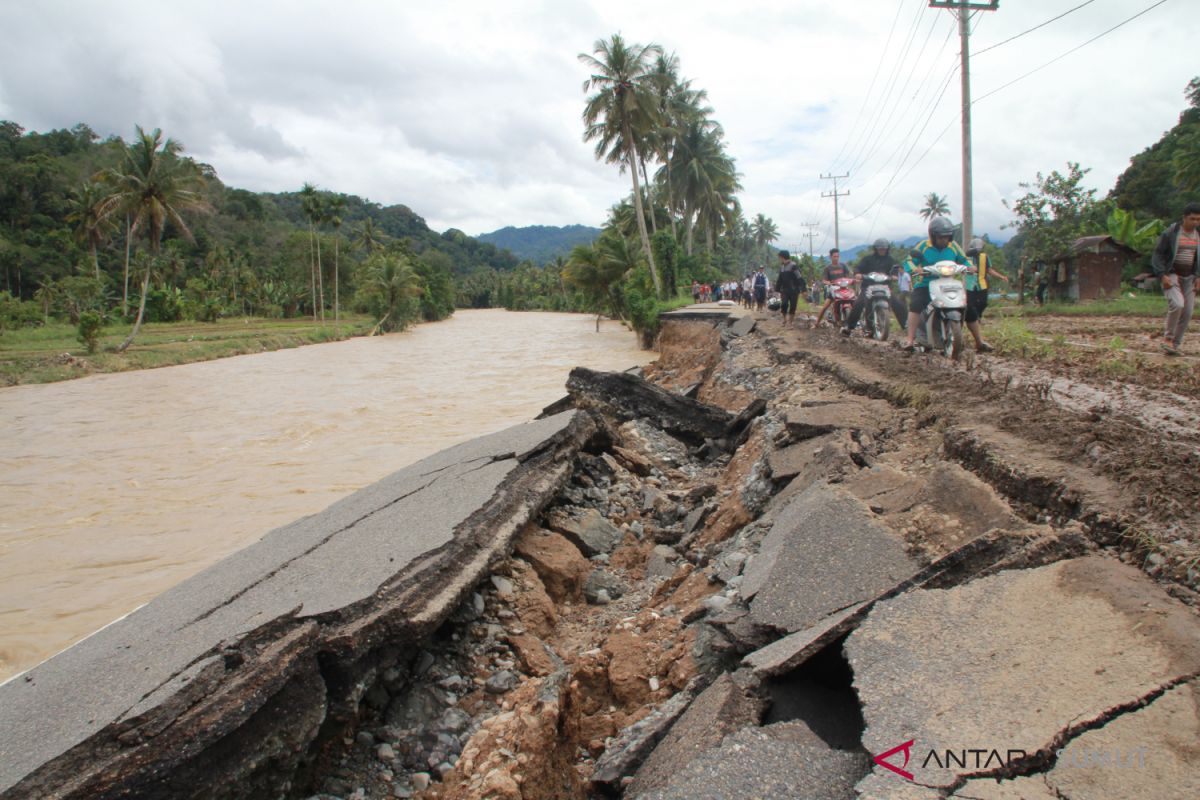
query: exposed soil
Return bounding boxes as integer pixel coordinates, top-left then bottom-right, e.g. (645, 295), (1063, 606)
(300, 308), (1199, 800)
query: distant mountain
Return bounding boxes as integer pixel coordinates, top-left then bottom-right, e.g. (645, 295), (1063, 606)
(477, 224), (602, 265)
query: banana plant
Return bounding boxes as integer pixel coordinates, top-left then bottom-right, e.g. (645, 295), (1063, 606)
(1107, 206), (1164, 253)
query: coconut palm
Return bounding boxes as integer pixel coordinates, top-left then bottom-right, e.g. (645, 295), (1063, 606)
(358, 253), (423, 333)
(564, 236), (632, 331)
(751, 213), (779, 265)
(97, 126), (209, 351)
(353, 218), (386, 254)
(580, 35), (664, 298)
(920, 192), (951, 221)
(66, 181), (112, 280)
(326, 194), (347, 321)
(664, 120), (741, 255)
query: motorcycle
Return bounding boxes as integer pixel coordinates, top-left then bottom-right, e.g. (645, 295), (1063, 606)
(913, 260), (969, 359)
(829, 277), (857, 327)
(861, 271), (894, 341)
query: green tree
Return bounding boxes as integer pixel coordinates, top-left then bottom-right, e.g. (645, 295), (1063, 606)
(356, 252), (422, 332)
(580, 34), (664, 298)
(564, 234), (633, 330)
(299, 183), (324, 321)
(97, 126), (209, 351)
(66, 181), (112, 280)
(751, 213), (779, 266)
(326, 194), (347, 321)
(920, 192), (950, 221)
(1004, 162), (1102, 267)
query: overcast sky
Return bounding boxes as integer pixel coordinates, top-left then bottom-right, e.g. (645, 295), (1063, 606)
(1, 0), (1194, 252)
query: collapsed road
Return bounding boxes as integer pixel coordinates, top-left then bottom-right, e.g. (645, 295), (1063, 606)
(2, 306), (1198, 800)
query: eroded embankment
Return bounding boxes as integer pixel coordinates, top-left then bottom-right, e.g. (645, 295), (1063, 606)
(5, 311), (1199, 800)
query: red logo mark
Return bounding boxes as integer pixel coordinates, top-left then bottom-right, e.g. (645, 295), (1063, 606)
(874, 739), (915, 781)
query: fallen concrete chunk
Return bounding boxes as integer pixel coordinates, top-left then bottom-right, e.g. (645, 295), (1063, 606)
(637, 722), (870, 800)
(727, 315), (756, 338)
(0, 411), (592, 799)
(784, 398), (891, 441)
(590, 679), (702, 791)
(567, 367), (733, 446)
(846, 556), (1200, 792)
(741, 482), (919, 633)
(742, 602), (870, 678)
(629, 671), (766, 797)
(545, 507), (623, 557)
(767, 432), (846, 481)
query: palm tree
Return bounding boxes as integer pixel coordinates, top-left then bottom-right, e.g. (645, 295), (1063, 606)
(920, 192), (951, 221)
(300, 183), (325, 321)
(751, 213), (779, 265)
(66, 182), (112, 280)
(664, 121), (740, 255)
(325, 194), (347, 321)
(353, 218), (386, 254)
(359, 253), (423, 333)
(97, 126), (209, 352)
(580, 35), (664, 298)
(33, 282), (58, 325)
(564, 237), (632, 331)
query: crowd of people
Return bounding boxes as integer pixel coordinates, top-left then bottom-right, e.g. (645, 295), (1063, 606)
(687, 205), (1199, 356)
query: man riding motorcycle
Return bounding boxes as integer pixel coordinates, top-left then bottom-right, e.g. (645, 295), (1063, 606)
(841, 238), (908, 336)
(815, 248), (853, 327)
(901, 217), (971, 352)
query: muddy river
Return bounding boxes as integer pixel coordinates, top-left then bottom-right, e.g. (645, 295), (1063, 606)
(0, 310), (654, 682)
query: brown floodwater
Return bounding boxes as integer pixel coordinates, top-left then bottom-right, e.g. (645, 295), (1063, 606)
(0, 309), (654, 683)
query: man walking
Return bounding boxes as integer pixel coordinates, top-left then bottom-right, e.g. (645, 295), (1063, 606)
(1152, 202), (1200, 355)
(776, 250), (804, 328)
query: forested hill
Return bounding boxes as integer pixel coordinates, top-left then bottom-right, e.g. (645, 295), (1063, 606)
(476, 224), (601, 265)
(0, 120), (520, 308)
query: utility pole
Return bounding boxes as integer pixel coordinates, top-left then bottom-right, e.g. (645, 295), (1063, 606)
(820, 173), (850, 250)
(930, 0), (999, 248)
(800, 223), (819, 259)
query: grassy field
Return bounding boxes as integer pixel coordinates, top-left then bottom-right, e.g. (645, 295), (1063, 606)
(0, 316), (375, 385)
(992, 292), (1164, 317)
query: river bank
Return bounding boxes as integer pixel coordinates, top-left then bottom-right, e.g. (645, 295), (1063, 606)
(0, 309), (653, 683)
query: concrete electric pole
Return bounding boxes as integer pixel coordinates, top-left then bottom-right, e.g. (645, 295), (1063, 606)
(820, 174), (850, 250)
(929, 0), (999, 247)
(801, 223), (819, 259)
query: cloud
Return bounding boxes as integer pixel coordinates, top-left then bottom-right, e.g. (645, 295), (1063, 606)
(1, 0), (1194, 242)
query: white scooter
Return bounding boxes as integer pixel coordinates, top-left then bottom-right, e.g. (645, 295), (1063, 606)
(913, 260), (970, 359)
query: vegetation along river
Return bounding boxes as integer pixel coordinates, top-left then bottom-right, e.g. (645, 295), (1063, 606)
(0, 309), (654, 683)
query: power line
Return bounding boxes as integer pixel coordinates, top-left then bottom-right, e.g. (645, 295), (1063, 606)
(830, 0), (908, 169)
(974, 0), (1099, 56)
(974, 0), (1172, 104)
(834, 0), (930, 174)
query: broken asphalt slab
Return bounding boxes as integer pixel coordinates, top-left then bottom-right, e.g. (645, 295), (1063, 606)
(846, 556), (1200, 793)
(741, 482), (920, 633)
(0, 411), (593, 799)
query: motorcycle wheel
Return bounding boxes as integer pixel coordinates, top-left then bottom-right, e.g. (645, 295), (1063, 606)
(943, 319), (963, 359)
(872, 305), (890, 341)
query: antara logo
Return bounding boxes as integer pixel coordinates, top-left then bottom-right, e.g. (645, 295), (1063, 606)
(874, 741), (1029, 781)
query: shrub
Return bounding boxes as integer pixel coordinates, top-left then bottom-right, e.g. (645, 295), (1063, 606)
(76, 311), (104, 353)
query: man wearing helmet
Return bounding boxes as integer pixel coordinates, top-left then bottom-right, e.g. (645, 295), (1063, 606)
(964, 237), (1009, 352)
(841, 238), (908, 335)
(901, 216), (971, 351)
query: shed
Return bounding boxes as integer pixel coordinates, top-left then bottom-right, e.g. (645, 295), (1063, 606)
(1049, 236), (1138, 301)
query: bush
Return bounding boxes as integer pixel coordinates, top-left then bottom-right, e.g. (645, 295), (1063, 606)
(76, 310), (104, 353)
(0, 291), (43, 333)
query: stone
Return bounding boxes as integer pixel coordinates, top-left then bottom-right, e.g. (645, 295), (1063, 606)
(376, 743), (395, 762)
(513, 527), (591, 602)
(490, 575), (515, 597)
(438, 707), (472, 735)
(410, 773), (431, 791)
(545, 508), (624, 558)
(702, 595), (732, 616)
(741, 482), (919, 633)
(646, 545), (678, 580)
(766, 432), (844, 481)
(728, 315), (757, 337)
(584, 569), (627, 604)
(485, 671), (521, 695)
(846, 557), (1200, 790)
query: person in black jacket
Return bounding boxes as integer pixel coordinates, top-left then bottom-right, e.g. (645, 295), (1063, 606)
(841, 239), (908, 335)
(1151, 202), (1200, 355)
(776, 250), (805, 328)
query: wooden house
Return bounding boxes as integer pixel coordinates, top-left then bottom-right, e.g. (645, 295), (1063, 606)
(1049, 236), (1138, 301)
